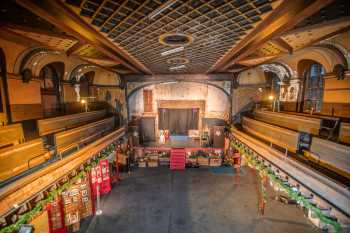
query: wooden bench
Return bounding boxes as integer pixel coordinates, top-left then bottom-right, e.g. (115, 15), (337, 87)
(0, 139), (50, 182)
(242, 117), (299, 153)
(37, 110), (106, 136)
(0, 123), (25, 148)
(306, 137), (350, 179)
(54, 117), (115, 155)
(254, 110), (321, 135)
(339, 122), (350, 144)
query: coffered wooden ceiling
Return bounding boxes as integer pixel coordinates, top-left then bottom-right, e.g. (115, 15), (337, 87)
(63, 0), (280, 74)
(2, 0), (349, 75)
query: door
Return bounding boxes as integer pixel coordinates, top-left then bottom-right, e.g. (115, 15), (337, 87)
(140, 117), (155, 142)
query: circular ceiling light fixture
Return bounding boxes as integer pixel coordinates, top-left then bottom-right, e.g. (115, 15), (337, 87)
(159, 33), (193, 46)
(166, 57), (189, 65)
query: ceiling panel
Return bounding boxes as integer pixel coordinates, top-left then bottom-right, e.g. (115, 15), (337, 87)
(65, 0), (277, 73)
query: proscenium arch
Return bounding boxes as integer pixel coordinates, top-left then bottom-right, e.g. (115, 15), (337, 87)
(126, 80), (231, 101)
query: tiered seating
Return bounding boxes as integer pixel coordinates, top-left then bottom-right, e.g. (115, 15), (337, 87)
(37, 110), (106, 136)
(0, 138), (50, 182)
(241, 114), (350, 180)
(242, 117), (299, 153)
(307, 137), (350, 179)
(0, 123), (25, 148)
(55, 116), (115, 155)
(254, 110), (321, 135)
(339, 122), (350, 144)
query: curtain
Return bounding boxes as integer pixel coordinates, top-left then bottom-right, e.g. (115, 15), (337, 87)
(158, 108), (199, 135)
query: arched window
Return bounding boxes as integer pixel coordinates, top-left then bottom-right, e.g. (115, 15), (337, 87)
(303, 63), (325, 112)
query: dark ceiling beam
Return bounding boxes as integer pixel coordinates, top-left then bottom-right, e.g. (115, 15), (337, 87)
(16, 0), (152, 74)
(210, 0), (334, 73)
(66, 41), (85, 56)
(296, 25), (350, 52)
(0, 26), (56, 50)
(271, 38), (293, 54)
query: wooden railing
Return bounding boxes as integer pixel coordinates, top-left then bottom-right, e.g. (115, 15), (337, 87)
(0, 139), (51, 182)
(242, 117), (299, 153)
(0, 123), (25, 148)
(37, 110), (106, 136)
(54, 116), (115, 155)
(339, 122), (350, 144)
(0, 127), (125, 217)
(307, 137), (350, 179)
(254, 110), (321, 135)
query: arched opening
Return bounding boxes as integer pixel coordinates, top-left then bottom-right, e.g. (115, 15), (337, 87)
(298, 60), (325, 113)
(39, 62), (64, 117)
(265, 71), (280, 98)
(79, 71), (95, 99)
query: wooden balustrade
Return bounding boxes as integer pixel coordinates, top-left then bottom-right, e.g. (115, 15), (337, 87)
(339, 122), (350, 144)
(0, 123), (25, 149)
(307, 137), (350, 179)
(37, 110), (106, 136)
(54, 116), (115, 155)
(0, 139), (51, 182)
(0, 128), (125, 217)
(254, 110), (321, 135)
(242, 117), (299, 153)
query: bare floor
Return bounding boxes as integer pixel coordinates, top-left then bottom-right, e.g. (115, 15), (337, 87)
(82, 167), (321, 233)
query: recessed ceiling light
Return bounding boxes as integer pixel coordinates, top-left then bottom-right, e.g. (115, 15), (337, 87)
(161, 46), (184, 56)
(169, 65), (186, 70)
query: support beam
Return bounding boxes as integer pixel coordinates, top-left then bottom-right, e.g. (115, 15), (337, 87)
(296, 25), (350, 52)
(272, 38), (293, 54)
(66, 41), (85, 56)
(16, 0), (151, 74)
(210, 0), (334, 73)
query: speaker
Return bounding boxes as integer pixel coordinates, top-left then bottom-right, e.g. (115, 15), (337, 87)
(212, 126), (225, 148)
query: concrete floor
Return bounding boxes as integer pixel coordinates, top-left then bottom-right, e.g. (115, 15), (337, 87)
(82, 167), (321, 233)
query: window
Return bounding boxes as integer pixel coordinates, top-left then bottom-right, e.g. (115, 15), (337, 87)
(303, 63), (325, 112)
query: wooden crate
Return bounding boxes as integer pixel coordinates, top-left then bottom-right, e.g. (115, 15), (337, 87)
(197, 157), (209, 166)
(209, 158), (222, 167)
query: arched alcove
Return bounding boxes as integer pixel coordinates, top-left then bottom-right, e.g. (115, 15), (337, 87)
(39, 62), (64, 117)
(79, 71), (95, 99)
(298, 59), (325, 113)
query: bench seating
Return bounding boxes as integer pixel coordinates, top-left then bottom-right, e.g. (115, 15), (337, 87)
(0, 139), (50, 182)
(254, 110), (321, 135)
(37, 110), (106, 136)
(0, 123), (25, 148)
(242, 117), (299, 153)
(54, 116), (115, 155)
(306, 137), (350, 179)
(339, 122), (350, 144)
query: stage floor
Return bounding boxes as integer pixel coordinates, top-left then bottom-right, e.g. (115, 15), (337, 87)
(142, 136), (201, 148)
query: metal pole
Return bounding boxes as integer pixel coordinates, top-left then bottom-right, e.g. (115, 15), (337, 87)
(96, 185), (102, 215)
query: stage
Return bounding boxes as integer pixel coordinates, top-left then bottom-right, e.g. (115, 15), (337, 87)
(142, 135), (201, 148)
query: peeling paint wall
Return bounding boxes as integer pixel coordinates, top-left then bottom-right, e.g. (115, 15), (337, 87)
(128, 81), (230, 120)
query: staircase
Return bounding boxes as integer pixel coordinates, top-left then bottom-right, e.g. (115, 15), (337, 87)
(170, 148), (186, 170)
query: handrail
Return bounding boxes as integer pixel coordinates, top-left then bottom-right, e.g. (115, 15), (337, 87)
(0, 127), (125, 217)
